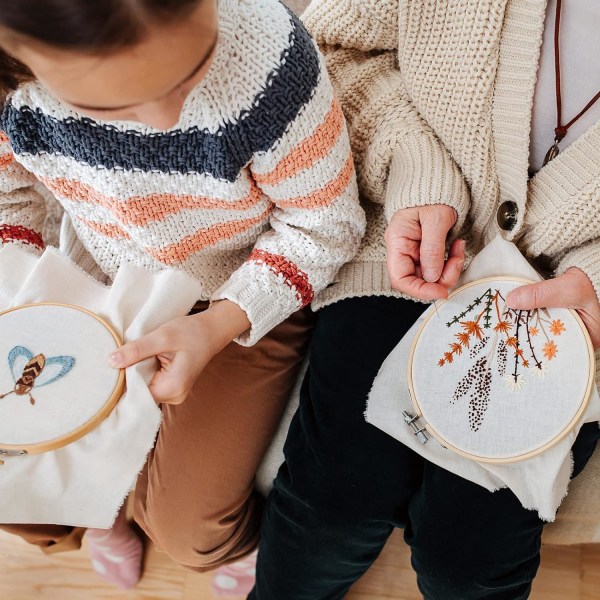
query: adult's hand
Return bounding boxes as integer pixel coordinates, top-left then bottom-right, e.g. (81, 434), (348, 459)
(507, 268), (600, 349)
(385, 205), (465, 300)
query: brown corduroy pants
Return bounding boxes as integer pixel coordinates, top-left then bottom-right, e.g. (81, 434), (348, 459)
(1, 308), (313, 571)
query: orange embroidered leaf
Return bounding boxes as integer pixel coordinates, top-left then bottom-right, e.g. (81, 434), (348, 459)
(444, 352), (454, 363)
(438, 358), (446, 367)
(522, 359), (530, 368)
(543, 340), (558, 360)
(515, 348), (524, 358)
(505, 337), (518, 348)
(460, 320), (483, 340)
(455, 332), (471, 348)
(550, 319), (566, 336)
(494, 320), (511, 334)
(529, 326), (539, 336)
(450, 343), (463, 355)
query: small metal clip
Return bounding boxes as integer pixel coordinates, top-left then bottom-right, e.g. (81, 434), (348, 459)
(402, 411), (429, 444)
(0, 449), (28, 457)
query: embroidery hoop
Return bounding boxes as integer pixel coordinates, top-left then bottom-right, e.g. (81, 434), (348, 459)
(407, 276), (595, 464)
(0, 302), (125, 456)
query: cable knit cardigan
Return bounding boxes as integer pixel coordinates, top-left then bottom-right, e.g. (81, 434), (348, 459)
(306, 0), (600, 314)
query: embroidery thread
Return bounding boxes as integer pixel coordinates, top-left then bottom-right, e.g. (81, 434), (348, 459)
(438, 289), (566, 431)
(0, 346), (75, 405)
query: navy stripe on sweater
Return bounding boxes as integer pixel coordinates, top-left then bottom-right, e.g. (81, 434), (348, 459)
(1, 12), (320, 182)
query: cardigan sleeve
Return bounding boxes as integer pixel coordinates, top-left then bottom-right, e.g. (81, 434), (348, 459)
(303, 0), (471, 232)
(555, 240), (600, 306)
(0, 130), (46, 252)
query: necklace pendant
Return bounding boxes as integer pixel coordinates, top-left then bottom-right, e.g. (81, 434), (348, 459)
(543, 142), (560, 166)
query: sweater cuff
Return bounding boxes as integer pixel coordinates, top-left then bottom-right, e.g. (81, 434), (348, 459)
(555, 242), (600, 303)
(211, 263), (300, 347)
(384, 133), (471, 235)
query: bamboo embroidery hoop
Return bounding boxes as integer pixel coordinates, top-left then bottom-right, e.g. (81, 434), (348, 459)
(0, 303), (125, 456)
(407, 277), (595, 464)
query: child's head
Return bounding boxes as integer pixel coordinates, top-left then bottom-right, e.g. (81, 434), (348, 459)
(0, 0), (218, 129)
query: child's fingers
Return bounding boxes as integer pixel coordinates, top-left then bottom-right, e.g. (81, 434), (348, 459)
(149, 360), (195, 405)
(108, 329), (168, 368)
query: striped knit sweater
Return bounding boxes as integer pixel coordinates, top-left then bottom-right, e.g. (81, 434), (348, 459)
(0, 0), (365, 345)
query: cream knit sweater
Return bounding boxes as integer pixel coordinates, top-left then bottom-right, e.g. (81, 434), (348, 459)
(306, 0), (600, 312)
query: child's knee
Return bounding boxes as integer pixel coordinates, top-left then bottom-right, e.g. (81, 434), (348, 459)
(137, 494), (260, 570)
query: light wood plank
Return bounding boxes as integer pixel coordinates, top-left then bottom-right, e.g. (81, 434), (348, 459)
(2, 527), (599, 600)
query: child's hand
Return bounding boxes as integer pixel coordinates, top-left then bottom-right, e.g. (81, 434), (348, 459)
(385, 205), (465, 300)
(108, 300), (251, 404)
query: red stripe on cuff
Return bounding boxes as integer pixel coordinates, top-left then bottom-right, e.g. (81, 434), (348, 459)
(247, 249), (314, 306)
(0, 224), (44, 249)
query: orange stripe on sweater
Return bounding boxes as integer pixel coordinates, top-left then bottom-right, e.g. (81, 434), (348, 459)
(77, 217), (131, 240)
(0, 153), (14, 169)
(276, 154), (355, 210)
(253, 100), (344, 187)
(148, 206), (274, 265)
(41, 177), (264, 227)
(247, 249), (314, 306)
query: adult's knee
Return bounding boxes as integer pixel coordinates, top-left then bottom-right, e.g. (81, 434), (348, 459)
(409, 527), (541, 600)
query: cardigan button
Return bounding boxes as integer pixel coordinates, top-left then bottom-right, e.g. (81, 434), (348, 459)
(497, 201), (518, 231)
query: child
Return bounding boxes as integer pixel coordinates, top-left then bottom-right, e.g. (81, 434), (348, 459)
(0, 0), (364, 594)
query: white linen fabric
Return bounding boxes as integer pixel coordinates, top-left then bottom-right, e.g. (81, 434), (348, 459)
(410, 278), (592, 461)
(366, 236), (600, 521)
(0, 245), (202, 528)
(0, 304), (121, 446)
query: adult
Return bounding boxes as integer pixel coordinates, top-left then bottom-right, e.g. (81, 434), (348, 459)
(250, 0), (600, 598)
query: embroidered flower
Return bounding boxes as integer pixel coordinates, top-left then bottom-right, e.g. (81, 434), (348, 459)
(455, 332), (471, 348)
(460, 320), (483, 340)
(542, 340), (558, 360)
(450, 342), (463, 355)
(438, 358), (445, 367)
(504, 374), (525, 391)
(550, 319), (566, 336)
(529, 326), (539, 336)
(444, 352), (454, 364)
(494, 320), (511, 334)
(529, 363), (549, 378)
(505, 336), (518, 348)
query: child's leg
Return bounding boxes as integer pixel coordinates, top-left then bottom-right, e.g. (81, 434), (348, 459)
(1, 515), (142, 589)
(85, 505), (143, 589)
(133, 308), (313, 571)
(0, 524), (85, 553)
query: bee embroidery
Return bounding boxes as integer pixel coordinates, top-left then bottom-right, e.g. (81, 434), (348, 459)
(0, 346), (75, 405)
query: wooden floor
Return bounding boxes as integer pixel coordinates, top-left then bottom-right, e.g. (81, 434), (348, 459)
(1, 528), (599, 600)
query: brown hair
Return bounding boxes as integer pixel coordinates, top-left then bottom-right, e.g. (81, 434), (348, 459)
(0, 0), (200, 97)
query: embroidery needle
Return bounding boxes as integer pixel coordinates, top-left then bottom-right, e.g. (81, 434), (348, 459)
(433, 299), (440, 319)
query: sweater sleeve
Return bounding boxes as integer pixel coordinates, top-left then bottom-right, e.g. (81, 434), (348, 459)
(555, 240), (600, 306)
(302, 0), (471, 230)
(211, 44), (365, 346)
(0, 131), (46, 252)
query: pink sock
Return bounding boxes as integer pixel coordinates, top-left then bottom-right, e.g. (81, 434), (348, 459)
(85, 507), (144, 590)
(211, 550), (258, 598)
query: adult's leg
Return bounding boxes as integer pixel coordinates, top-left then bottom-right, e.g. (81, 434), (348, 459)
(407, 422), (600, 600)
(251, 296), (428, 600)
(134, 309), (312, 572)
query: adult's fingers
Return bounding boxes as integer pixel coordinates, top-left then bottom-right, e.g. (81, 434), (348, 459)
(419, 206), (457, 283)
(437, 239), (466, 289)
(506, 272), (589, 310)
